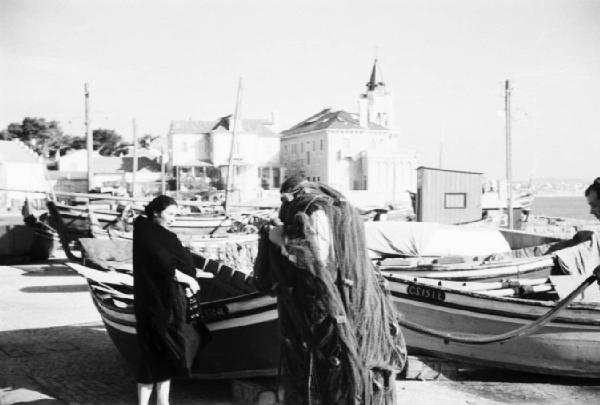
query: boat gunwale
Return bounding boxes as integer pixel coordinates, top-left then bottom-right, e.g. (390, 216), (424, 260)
(386, 274), (600, 325)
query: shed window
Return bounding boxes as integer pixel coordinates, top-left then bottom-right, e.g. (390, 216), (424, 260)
(444, 193), (467, 209)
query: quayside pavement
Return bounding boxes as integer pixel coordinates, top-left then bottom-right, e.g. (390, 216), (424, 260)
(1, 256), (599, 405)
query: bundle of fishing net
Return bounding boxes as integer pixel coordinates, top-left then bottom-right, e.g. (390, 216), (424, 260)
(258, 180), (407, 404)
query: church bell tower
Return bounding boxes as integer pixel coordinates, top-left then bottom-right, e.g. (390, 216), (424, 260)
(358, 59), (394, 128)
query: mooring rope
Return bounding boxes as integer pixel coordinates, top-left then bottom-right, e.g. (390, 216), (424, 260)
(396, 272), (599, 345)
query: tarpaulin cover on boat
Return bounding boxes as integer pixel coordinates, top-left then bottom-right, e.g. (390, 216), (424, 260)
(364, 221), (511, 257)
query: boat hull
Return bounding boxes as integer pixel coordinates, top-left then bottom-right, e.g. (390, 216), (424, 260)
(91, 286), (280, 379)
(388, 275), (600, 378)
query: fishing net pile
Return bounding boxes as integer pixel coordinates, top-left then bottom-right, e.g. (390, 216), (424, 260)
(254, 180), (407, 405)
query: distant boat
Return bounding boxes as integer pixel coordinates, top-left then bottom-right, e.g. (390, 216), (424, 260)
(481, 189), (534, 211)
(68, 237), (600, 379)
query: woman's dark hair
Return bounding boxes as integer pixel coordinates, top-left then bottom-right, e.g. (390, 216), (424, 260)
(585, 177), (600, 197)
(144, 195), (177, 219)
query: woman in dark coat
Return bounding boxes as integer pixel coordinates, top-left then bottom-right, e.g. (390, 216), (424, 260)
(133, 195), (206, 405)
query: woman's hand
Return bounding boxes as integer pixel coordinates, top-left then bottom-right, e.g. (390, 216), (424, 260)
(187, 277), (200, 294)
(174, 269), (200, 294)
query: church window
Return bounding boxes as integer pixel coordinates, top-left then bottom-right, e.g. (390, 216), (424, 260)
(306, 151), (310, 165)
(301, 143), (304, 153)
(320, 139), (323, 150)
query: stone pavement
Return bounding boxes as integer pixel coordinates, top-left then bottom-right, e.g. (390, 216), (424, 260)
(1, 258), (600, 404)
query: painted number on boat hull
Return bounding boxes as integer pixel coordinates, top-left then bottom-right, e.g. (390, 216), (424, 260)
(406, 284), (446, 302)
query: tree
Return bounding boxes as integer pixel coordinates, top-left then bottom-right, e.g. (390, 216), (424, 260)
(0, 117), (63, 157)
(92, 129), (130, 156)
(1, 118), (130, 157)
(138, 134), (159, 149)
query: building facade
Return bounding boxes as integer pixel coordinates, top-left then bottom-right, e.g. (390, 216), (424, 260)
(168, 116), (282, 201)
(0, 140), (50, 209)
(280, 60), (416, 206)
(56, 149), (162, 195)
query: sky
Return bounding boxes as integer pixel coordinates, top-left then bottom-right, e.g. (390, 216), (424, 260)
(1, 0), (599, 181)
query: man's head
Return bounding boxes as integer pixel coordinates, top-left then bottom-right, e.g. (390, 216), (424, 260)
(585, 178), (600, 221)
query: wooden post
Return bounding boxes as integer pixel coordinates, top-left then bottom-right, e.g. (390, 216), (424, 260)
(176, 166), (180, 200)
(131, 118), (138, 197)
(85, 83), (93, 191)
(161, 145), (166, 195)
(224, 76), (244, 214)
(505, 80), (513, 229)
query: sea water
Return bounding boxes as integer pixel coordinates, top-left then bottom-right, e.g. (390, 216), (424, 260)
(532, 196), (594, 221)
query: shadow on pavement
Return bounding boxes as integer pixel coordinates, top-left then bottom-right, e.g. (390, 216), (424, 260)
(20, 267), (75, 278)
(19, 285), (89, 293)
(0, 323), (233, 405)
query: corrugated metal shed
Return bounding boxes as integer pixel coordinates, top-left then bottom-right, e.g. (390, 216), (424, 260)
(416, 167), (483, 224)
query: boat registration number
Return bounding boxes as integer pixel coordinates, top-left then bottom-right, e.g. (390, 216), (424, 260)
(406, 284), (446, 302)
(200, 306), (229, 321)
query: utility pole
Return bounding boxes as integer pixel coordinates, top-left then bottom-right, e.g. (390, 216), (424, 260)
(224, 76), (243, 214)
(505, 79), (513, 229)
(160, 145), (166, 195)
(131, 118), (138, 198)
(85, 83), (93, 191)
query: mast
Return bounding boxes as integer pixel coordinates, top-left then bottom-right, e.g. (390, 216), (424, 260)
(224, 76), (244, 214)
(160, 145), (166, 195)
(505, 79), (513, 229)
(85, 83), (93, 191)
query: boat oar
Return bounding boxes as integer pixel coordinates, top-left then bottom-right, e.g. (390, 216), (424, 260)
(396, 271), (600, 345)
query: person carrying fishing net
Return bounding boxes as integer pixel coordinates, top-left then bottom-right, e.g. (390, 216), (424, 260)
(254, 176), (407, 405)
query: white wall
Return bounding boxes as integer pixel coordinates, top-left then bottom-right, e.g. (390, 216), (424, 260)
(211, 130), (280, 167)
(170, 133), (210, 166)
(281, 128), (417, 203)
(58, 150), (88, 172)
(0, 162), (50, 208)
(281, 130), (328, 182)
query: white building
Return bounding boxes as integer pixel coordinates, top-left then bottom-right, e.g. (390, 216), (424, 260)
(56, 149), (162, 194)
(280, 60), (417, 207)
(0, 140), (50, 209)
(168, 116), (281, 200)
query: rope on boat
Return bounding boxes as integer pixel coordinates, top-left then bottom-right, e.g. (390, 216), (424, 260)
(396, 273), (600, 345)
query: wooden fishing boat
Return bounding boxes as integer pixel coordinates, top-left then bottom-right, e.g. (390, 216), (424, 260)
(385, 272), (600, 378)
(367, 221), (564, 281)
(45, 200), (266, 269)
(68, 237), (600, 379)
(49, 202), (234, 236)
(68, 238), (279, 379)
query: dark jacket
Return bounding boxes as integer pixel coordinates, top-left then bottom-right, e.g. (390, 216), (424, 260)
(133, 215), (208, 383)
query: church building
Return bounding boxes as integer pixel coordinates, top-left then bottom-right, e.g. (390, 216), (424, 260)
(280, 59), (417, 206)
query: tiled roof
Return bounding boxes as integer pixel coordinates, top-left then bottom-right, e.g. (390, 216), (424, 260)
(0, 140), (43, 164)
(282, 108), (388, 136)
(170, 117), (278, 138)
(169, 120), (216, 134)
(93, 156), (160, 173)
